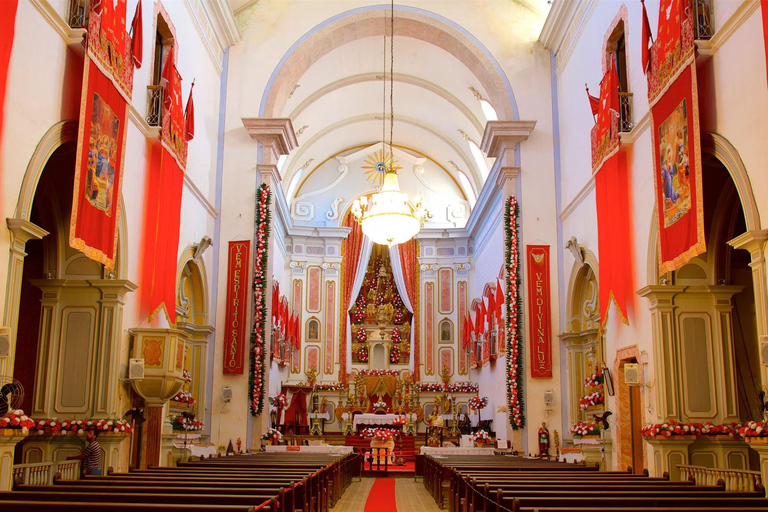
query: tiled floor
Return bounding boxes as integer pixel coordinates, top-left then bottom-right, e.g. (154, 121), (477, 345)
(331, 477), (442, 512)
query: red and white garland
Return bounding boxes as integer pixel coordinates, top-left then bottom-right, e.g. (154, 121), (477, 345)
(269, 393), (289, 409)
(359, 427), (399, 440)
(468, 396), (488, 411)
(472, 429), (491, 444)
(641, 420), (743, 438)
(314, 382), (346, 391)
(0, 410), (34, 431)
(418, 382), (478, 393)
(250, 184), (271, 416)
(29, 418), (134, 435)
(584, 367), (604, 388)
(505, 196), (524, 429)
(357, 369), (399, 377)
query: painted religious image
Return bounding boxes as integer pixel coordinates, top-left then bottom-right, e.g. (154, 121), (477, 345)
(85, 93), (119, 215)
(658, 98), (691, 228)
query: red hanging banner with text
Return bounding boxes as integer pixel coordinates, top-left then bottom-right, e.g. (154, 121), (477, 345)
(69, 54), (128, 269)
(648, 0), (705, 275)
(223, 241), (251, 374)
(526, 245), (552, 378)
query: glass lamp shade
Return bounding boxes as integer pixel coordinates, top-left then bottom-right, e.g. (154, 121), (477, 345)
(357, 172), (424, 246)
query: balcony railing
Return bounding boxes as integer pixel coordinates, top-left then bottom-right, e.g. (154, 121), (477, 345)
(678, 464), (761, 492)
(67, 0), (89, 29)
(618, 92), (634, 133)
(13, 460), (81, 485)
(694, 0), (714, 40)
(146, 86), (163, 127)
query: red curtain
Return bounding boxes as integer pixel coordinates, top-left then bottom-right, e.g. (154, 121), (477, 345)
(283, 387), (309, 427)
(141, 140), (184, 323)
(0, 1), (17, 209)
(398, 239), (419, 381)
(340, 214), (364, 383)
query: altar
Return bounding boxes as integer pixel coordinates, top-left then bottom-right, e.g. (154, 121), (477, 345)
(353, 413), (415, 431)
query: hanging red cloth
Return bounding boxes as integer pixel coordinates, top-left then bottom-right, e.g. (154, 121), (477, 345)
(185, 80), (195, 141)
(340, 215), (365, 383)
(641, 0), (653, 74)
(397, 238), (419, 380)
(282, 387), (309, 429)
(130, 0), (143, 68)
(0, 0), (18, 210)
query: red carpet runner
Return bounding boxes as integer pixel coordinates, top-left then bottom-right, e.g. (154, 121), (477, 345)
(363, 478), (397, 512)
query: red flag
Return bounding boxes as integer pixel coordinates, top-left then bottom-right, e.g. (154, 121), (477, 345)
(586, 84), (599, 117)
(465, 313), (474, 351)
(641, 0), (653, 74)
(281, 299), (289, 334)
(480, 297), (488, 332)
(474, 303), (483, 336)
(486, 289), (496, 326)
(184, 80), (195, 141)
(271, 282), (280, 322)
(130, 0), (143, 68)
(161, 45), (174, 86)
(495, 279), (504, 321)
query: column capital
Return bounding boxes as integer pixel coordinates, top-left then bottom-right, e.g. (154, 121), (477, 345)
(6, 218), (48, 252)
(728, 229), (768, 257)
(242, 117), (298, 162)
(480, 120), (536, 166)
(495, 166), (520, 190)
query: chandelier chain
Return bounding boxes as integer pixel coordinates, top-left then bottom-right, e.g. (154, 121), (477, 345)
(382, 5), (386, 157)
(389, 0), (394, 158)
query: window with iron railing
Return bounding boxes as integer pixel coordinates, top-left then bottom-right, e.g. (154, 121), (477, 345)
(694, 0), (714, 40)
(146, 86), (163, 126)
(618, 92), (634, 133)
(67, 0), (89, 29)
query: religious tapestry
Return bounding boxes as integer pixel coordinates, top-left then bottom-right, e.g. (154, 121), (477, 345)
(526, 246), (552, 378)
(648, 0), (704, 275)
(223, 241), (250, 375)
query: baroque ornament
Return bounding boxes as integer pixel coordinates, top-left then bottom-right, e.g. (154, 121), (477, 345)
(250, 183), (271, 416)
(505, 196), (525, 429)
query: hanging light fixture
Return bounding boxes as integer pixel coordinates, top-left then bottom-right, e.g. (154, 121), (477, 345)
(351, 0), (428, 246)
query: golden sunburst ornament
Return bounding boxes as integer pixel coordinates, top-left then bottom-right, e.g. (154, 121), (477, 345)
(362, 150), (401, 187)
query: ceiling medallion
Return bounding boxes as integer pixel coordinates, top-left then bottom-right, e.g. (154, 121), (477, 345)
(362, 149), (401, 187)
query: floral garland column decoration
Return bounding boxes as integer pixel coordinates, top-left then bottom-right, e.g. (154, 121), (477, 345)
(250, 184), (271, 416)
(505, 196), (524, 429)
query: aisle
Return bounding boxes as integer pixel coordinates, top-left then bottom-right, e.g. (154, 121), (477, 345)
(331, 478), (441, 512)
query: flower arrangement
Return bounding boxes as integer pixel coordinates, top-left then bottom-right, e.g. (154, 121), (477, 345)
(313, 382), (346, 391)
(171, 413), (204, 432)
(579, 390), (604, 410)
(261, 427), (282, 442)
(269, 393), (288, 409)
(418, 382), (479, 393)
(389, 346), (401, 364)
(584, 368), (604, 388)
(738, 421), (767, 437)
(505, 196), (524, 429)
(250, 184), (271, 416)
(472, 429), (491, 444)
(391, 327), (401, 343)
(27, 418), (133, 435)
(359, 427), (398, 439)
(372, 401), (387, 410)
(394, 309), (404, 324)
(570, 421), (601, 437)
(183, 369), (192, 383)
(392, 416), (407, 427)
(171, 390), (195, 405)
(357, 347), (369, 363)
(468, 396), (489, 411)
(357, 369), (399, 377)
(641, 420), (744, 438)
(356, 327), (368, 343)
(0, 410), (34, 432)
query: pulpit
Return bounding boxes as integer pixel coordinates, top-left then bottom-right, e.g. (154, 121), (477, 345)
(369, 438), (395, 465)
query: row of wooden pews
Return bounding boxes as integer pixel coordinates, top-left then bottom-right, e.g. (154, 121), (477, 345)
(423, 454), (768, 512)
(1, 452), (357, 512)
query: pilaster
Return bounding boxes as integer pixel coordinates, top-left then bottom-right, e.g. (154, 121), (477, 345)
(480, 120), (535, 197)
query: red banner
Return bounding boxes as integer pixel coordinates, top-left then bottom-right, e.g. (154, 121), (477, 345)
(161, 47), (188, 168)
(223, 241), (250, 374)
(526, 245), (552, 378)
(70, 54), (128, 269)
(141, 140), (184, 323)
(648, 1), (704, 274)
(87, 0), (133, 99)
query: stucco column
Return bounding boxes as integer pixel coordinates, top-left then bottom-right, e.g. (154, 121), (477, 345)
(2, 219), (48, 378)
(728, 230), (768, 386)
(242, 118), (298, 447)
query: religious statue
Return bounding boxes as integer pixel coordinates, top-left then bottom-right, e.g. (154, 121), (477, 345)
(366, 302), (376, 324)
(538, 422), (550, 458)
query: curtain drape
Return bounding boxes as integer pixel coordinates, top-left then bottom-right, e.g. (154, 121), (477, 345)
(388, 242), (417, 375)
(283, 387), (310, 426)
(397, 240), (419, 380)
(340, 215), (372, 382)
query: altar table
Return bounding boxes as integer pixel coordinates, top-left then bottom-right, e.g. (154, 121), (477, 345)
(353, 413), (415, 430)
(265, 445), (353, 455)
(419, 446), (496, 456)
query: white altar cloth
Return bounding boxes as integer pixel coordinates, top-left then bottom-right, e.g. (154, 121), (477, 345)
(265, 445), (353, 455)
(174, 443), (218, 458)
(353, 413), (415, 430)
(419, 446), (496, 456)
(308, 412), (331, 420)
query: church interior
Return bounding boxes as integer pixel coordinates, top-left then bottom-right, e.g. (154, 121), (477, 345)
(1, 0), (768, 510)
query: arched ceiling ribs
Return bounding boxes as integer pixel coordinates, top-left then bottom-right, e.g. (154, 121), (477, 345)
(288, 72), (485, 134)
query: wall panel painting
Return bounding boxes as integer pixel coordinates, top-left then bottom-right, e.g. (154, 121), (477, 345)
(438, 268), (453, 314)
(307, 266), (322, 312)
(324, 281), (335, 374)
(457, 280), (468, 375)
(305, 346), (320, 375)
(291, 279), (302, 373)
(438, 347), (454, 377)
(425, 282), (435, 375)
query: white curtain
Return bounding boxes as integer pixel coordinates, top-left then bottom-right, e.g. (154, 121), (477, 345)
(389, 246), (416, 372)
(345, 236), (373, 373)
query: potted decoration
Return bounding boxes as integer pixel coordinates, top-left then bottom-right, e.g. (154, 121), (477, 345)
(468, 396), (488, 422)
(0, 409), (34, 434)
(472, 429), (491, 447)
(261, 427), (283, 445)
(570, 421), (601, 440)
(739, 421), (768, 444)
(639, 420), (700, 439)
(578, 390), (604, 410)
(372, 400), (388, 412)
(170, 412), (204, 432)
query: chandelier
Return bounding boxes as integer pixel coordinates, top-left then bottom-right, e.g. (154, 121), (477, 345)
(351, 0), (428, 246)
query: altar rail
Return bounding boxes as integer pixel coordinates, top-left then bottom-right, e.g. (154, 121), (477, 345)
(12, 460), (81, 486)
(678, 464), (762, 492)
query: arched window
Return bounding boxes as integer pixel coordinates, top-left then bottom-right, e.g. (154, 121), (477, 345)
(604, 14), (633, 132)
(480, 100), (498, 122)
(468, 140), (489, 181)
(285, 168), (301, 200)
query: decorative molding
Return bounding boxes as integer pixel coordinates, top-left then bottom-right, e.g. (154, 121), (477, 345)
(539, 0), (599, 76)
(287, 84), (301, 99)
(183, 173), (218, 219)
(294, 202), (314, 220)
(295, 125), (309, 138)
(559, 176), (595, 223)
(29, 0), (87, 45)
(289, 261), (307, 269)
(326, 198), (343, 221)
